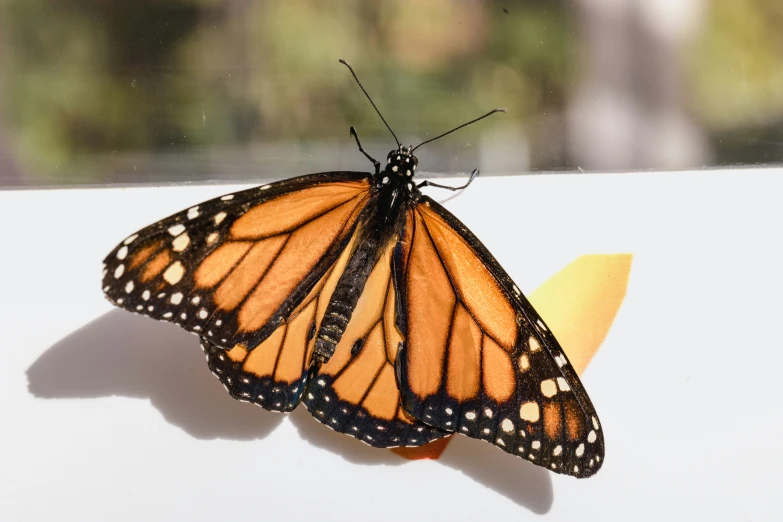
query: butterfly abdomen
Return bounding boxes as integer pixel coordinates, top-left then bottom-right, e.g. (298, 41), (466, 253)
(314, 232), (386, 362)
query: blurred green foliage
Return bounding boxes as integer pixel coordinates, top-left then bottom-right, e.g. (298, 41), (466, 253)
(0, 0), (573, 183)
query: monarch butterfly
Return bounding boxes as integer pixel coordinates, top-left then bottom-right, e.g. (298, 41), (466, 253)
(102, 60), (604, 478)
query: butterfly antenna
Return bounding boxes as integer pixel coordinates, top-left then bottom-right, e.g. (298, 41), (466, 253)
(339, 59), (401, 148)
(411, 108), (507, 152)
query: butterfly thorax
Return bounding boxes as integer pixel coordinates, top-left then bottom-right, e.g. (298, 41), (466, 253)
(381, 146), (416, 178)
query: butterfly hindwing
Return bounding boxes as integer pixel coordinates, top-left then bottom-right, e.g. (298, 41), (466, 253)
(102, 172), (372, 351)
(303, 241), (449, 448)
(396, 197), (605, 477)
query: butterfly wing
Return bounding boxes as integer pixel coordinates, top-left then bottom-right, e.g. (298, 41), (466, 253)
(397, 197), (604, 477)
(302, 240), (449, 448)
(102, 172), (372, 354)
(196, 232), (361, 411)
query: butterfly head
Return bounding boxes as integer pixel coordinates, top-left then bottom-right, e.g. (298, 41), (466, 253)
(385, 146), (418, 179)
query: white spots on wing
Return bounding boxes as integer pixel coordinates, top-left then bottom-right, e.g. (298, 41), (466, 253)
(187, 206), (200, 220)
(528, 454), (536, 460)
(213, 212), (227, 225)
(198, 309), (208, 319)
(540, 379), (557, 398)
(396, 156), (400, 160)
(531, 440), (541, 450)
(260, 184), (271, 191)
(123, 234), (139, 245)
(221, 194), (234, 201)
(482, 428), (491, 434)
(147, 306), (154, 312)
(163, 312), (172, 319)
(518, 354), (530, 371)
(170, 292), (183, 305)
(529, 336), (541, 352)
(592, 416), (600, 430)
(496, 438), (506, 447)
(555, 353), (567, 368)
(392, 166), (398, 173)
(157, 293), (166, 298)
(519, 402), (540, 422)
(124, 281), (134, 293)
(317, 379), (326, 386)
(576, 443), (585, 457)
(465, 411), (476, 421)
(307, 393), (314, 399)
(215, 319), (222, 326)
(142, 290), (151, 300)
(461, 426), (469, 432)
(193, 325), (202, 331)
(191, 296), (201, 305)
(136, 305), (143, 311)
(553, 445), (562, 456)
(163, 261), (185, 284)
(382, 176), (390, 184)
(557, 377), (570, 392)
(103, 286), (110, 292)
(484, 407), (494, 418)
(406, 170), (411, 176)
(172, 233), (190, 252)
(114, 264), (125, 279)
(445, 407), (453, 415)
(116, 246), (128, 260)
(116, 298), (124, 304)
(181, 312), (187, 320)
(596, 455), (601, 463)
(501, 419), (514, 433)
(407, 183), (413, 190)
(168, 224), (186, 236)
(512, 284), (521, 296)
(537, 319), (547, 332)
(206, 232), (219, 245)
(588, 430), (597, 443)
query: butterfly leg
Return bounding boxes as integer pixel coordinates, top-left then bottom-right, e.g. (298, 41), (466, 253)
(350, 126), (381, 175)
(416, 168), (479, 191)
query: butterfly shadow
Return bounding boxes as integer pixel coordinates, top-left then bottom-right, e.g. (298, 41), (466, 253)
(28, 310), (553, 513)
(26, 309), (284, 440)
(288, 404), (553, 513)
(437, 436), (554, 514)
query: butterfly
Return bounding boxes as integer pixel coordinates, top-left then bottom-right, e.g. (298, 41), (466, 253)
(102, 60), (604, 478)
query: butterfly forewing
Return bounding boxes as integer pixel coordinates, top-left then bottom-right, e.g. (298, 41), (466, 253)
(102, 173), (372, 351)
(397, 197), (605, 478)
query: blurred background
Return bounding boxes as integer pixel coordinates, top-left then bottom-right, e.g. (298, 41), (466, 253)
(1, 0), (783, 187)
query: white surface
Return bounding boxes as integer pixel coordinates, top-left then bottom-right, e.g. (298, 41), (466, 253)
(1, 169), (782, 521)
